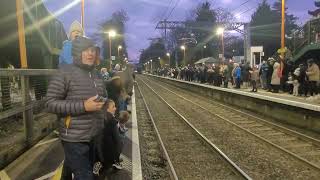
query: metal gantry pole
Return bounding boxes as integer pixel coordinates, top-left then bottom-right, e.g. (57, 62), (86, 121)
(15, 0), (28, 68)
(109, 36), (112, 70)
(281, 0), (286, 56)
(16, 0), (33, 145)
(81, 0), (85, 32)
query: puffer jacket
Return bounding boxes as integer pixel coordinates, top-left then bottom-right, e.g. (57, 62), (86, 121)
(45, 64), (106, 142)
(306, 63), (320, 81)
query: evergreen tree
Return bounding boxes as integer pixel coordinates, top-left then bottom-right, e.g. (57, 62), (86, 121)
(251, 0), (281, 58)
(250, 0), (298, 58)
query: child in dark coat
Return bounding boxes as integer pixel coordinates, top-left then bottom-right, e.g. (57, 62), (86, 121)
(103, 100), (123, 170)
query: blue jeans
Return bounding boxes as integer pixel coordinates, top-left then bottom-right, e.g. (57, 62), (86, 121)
(61, 141), (94, 180)
(118, 98), (127, 111)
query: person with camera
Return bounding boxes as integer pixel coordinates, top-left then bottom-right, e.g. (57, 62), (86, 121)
(45, 36), (106, 180)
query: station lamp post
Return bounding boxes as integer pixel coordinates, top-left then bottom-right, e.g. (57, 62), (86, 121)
(166, 53), (171, 67)
(216, 27), (225, 64)
(181, 45), (186, 66)
(150, 59), (153, 73)
(106, 30), (116, 70)
(118, 45), (122, 58)
(202, 45), (207, 58)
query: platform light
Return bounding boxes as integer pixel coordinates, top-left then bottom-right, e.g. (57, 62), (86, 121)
(216, 27), (224, 35)
(108, 30), (116, 37)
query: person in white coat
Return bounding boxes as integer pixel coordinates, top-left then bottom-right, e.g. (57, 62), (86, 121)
(271, 60), (281, 93)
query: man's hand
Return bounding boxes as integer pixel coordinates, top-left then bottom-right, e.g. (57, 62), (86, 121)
(84, 95), (105, 112)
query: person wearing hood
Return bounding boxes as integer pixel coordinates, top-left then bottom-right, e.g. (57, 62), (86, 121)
(306, 59), (320, 96)
(46, 36), (106, 180)
(59, 21), (84, 66)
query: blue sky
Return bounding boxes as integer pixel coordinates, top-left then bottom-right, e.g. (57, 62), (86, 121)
(43, 0), (315, 62)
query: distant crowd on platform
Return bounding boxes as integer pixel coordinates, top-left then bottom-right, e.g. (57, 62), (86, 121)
(45, 20), (134, 180)
(151, 56), (320, 102)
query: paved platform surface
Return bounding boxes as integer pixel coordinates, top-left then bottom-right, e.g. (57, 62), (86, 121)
(0, 89), (142, 180)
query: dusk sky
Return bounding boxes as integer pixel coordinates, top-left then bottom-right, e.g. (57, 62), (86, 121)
(43, 0), (315, 62)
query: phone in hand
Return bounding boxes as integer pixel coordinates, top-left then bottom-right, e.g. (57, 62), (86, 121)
(94, 96), (107, 102)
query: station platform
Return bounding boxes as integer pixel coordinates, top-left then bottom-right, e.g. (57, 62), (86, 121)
(150, 74), (320, 112)
(0, 89), (142, 180)
(147, 74), (320, 133)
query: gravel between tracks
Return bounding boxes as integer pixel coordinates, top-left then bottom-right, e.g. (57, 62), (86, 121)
(137, 81), (241, 179)
(140, 76), (320, 180)
(135, 86), (171, 180)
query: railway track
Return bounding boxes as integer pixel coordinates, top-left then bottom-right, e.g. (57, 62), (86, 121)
(135, 84), (173, 179)
(139, 75), (320, 179)
(136, 78), (251, 179)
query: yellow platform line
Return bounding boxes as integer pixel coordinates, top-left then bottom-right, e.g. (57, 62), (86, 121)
(51, 163), (63, 180)
(0, 170), (11, 180)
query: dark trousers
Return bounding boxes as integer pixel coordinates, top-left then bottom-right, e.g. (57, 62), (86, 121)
(61, 141), (94, 180)
(223, 77), (228, 88)
(309, 81), (318, 96)
(235, 78), (241, 88)
(272, 85), (280, 93)
(251, 80), (257, 91)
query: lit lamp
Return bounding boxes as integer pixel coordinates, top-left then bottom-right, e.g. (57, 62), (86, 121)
(181, 45), (186, 66)
(118, 45), (122, 58)
(166, 53), (171, 67)
(202, 45), (207, 58)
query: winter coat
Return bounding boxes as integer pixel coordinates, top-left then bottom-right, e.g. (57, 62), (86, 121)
(234, 67), (241, 79)
(241, 64), (250, 82)
(250, 70), (259, 81)
(59, 40), (73, 65)
(260, 63), (269, 77)
(102, 112), (121, 165)
(306, 63), (320, 81)
(45, 64), (106, 142)
(271, 62), (281, 85)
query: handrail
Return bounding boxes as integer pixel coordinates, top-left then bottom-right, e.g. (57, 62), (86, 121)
(0, 69), (58, 76)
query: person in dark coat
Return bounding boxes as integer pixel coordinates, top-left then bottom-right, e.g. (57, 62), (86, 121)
(241, 62), (251, 88)
(45, 36), (106, 180)
(260, 61), (269, 90)
(299, 64), (309, 96)
(103, 100), (123, 170)
(266, 58), (274, 92)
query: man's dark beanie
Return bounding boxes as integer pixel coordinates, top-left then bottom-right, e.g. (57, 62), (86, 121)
(72, 36), (96, 59)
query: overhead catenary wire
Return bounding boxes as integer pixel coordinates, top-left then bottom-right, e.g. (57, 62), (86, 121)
(231, 0), (254, 13)
(158, 0), (174, 21)
(166, 0), (181, 20)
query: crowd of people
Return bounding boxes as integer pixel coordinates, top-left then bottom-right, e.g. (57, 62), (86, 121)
(153, 56), (320, 100)
(45, 21), (134, 180)
(43, 20), (320, 179)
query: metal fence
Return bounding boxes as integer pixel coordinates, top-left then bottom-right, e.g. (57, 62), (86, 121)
(0, 69), (58, 146)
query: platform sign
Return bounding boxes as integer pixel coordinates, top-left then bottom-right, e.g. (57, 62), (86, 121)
(111, 56), (116, 61)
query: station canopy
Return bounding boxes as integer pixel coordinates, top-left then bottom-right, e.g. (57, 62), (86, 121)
(194, 57), (219, 64)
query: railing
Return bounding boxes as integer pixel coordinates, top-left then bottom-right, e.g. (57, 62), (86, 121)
(293, 18), (320, 54)
(0, 69), (58, 146)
